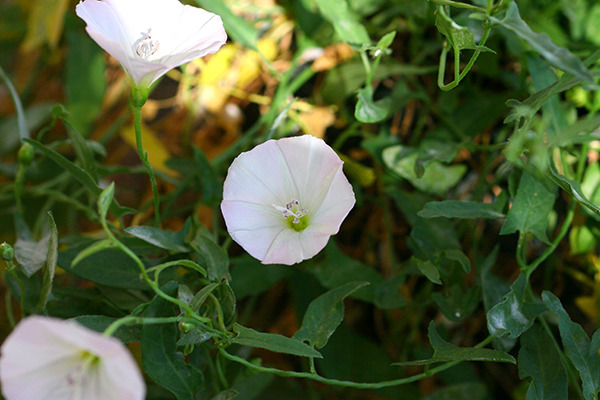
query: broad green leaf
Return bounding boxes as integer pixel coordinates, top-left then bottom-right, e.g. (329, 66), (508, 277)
(487, 272), (547, 339)
(229, 255), (291, 299)
(414, 258), (441, 285)
(142, 282), (204, 400)
(548, 158), (600, 219)
(189, 226), (230, 282)
(432, 285), (481, 322)
(435, 6), (493, 53)
(194, 0), (258, 50)
(518, 324), (568, 400)
(309, 242), (383, 303)
(394, 321), (515, 366)
(73, 315), (141, 343)
(36, 212), (58, 313)
(489, 2), (593, 82)
(126, 224), (191, 253)
(355, 86), (393, 123)
(542, 291), (600, 400)
(190, 282), (219, 312)
(315, 0), (370, 45)
(500, 170), (556, 244)
(383, 145), (467, 195)
(232, 323), (322, 358)
(419, 200), (505, 219)
(176, 330), (212, 346)
(294, 281), (369, 349)
(60, 239), (157, 290)
(23, 138), (134, 219)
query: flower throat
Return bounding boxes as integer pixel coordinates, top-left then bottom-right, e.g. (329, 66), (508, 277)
(273, 199), (309, 232)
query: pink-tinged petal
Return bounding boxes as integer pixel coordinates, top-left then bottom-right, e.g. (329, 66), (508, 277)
(0, 316), (145, 400)
(262, 229), (304, 265)
(309, 167), (356, 233)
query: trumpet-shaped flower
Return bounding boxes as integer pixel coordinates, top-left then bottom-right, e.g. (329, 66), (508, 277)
(0, 316), (145, 400)
(76, 0), (227, 89)
(221, 135), (355, 265)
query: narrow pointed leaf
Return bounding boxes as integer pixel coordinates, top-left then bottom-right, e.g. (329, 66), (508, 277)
(232, 323), (322, 358)
(36, 212), (58, 313)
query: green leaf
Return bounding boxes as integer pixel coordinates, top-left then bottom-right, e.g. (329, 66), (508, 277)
(489, 2), (593, 82)
(36, 212), (58, 313)
(126, 224), (191, 253)
(383, 145), (467, 195)
(487, 272), (547, 339)
(435, 6), (494, 53)
(60, 239), (156, 290)
(73, 315), (141, 343)
(193, 0), (258, 50)
(97, 182), (114, 221)
(309, 242), (384, 303)
(294, 281), (369, 349)
(542, 291), (600, 400)
(315, 0), (370, 45)
(432, 285), (481, 322)
(23, 138), (134, 219)
(189, 224), (230, 281)
(414, 258), (441, 285)
(0, 65), (28, 140)
(376, 31), (396, 50)
(500, 170), (556, 244)
(355, 86), (393, 123)
(443, 250), (471, 273)
(142, 282), (204, 400)
(209, 389), (239, 400)
(229, 255), (291, 299)
(548, 158), (600, 219)
(71, 239), (116, 267)
(61, 114), (98, 182)
(232, 323), (322, 358)
(394, 321), (515, 366)
(419, 200), (505, 219)
(518, 324), (568, 400)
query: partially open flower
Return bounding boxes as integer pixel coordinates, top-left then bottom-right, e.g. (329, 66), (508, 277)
(0, 316), (145, 400)
(221, 135), (355, 265)
(76, 0), (227, 89)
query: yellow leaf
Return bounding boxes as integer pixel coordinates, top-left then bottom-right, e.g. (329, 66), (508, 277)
(120, 124), (178, 177)
(21, 0), (69, 51)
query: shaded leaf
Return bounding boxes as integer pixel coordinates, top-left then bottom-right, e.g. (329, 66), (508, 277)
(294, 281), (369, 349)
(500, 170), (556, 244)
(487, 272), (547, 339)
(232, 323), (322, 358)
(542, 291), (600, 400)
(414, 258), (441, 285)
(489, 2), (593, 82)
(518, 324), (568, 400)
(36, 212), (58, 313)
(126, 223), (191, 253)
(432, 285), (481, 322)
(189, 225), (230, 282)
(73, 315), (141, 343)
(419, 200), (505, 219)
(435, 6), (493, 53)
(394, 321), (515, 366)
(548, 158), (600, 219)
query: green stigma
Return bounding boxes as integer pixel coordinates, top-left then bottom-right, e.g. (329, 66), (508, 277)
(273, 199), (309, 232)
(288, 214), (309, 232)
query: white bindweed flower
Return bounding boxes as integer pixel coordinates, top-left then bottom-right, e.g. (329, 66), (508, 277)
(221, 135), (355, 265)
(0, 316), (145, 400)
(76, 0), (227, 89)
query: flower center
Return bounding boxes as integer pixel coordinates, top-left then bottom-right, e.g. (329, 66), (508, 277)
(64, 351), (100, 393)
(273, 199), (309, 232)
(135, 33), (160, 60)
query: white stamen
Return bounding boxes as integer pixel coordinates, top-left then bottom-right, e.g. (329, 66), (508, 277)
(135, 34), (160, 59)
(273, 199), (308, 224)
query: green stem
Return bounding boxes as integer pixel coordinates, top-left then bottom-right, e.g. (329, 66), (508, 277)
(5, 261), (26, 317)
(220, 335), (495, 389)
(429, 0), (487, 13)
(132, 105), (161, 227)
(14, 164), (26, 216)
(5, 290), (16, 328)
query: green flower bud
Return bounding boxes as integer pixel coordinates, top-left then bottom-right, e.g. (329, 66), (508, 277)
(178, 321), (194, 333)
(1, 242), (14, 262)
(18, 143), (34, 167)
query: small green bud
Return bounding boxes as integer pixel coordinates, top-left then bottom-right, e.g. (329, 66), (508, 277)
(18, 143), (34, 167)
(1, 242), (14, 262)
(178, 321), (194, 333)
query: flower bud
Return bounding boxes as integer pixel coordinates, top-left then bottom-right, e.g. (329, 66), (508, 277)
(18, 143), (34, 167)
(1, 242), (14, 262)
(178, 321), (194, 334)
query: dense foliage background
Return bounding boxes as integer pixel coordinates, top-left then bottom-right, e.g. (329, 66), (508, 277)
(2, 0), (600, 399)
